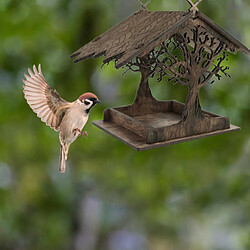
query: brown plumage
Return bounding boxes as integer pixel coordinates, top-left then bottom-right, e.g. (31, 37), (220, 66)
(79, 92), (98, 102)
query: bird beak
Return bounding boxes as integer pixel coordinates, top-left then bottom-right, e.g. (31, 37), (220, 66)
(95, 99), (101, 104)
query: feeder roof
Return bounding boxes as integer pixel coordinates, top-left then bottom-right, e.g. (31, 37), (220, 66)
(70, 9), (250, 69)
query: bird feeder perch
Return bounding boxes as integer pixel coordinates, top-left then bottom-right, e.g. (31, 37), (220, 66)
(71, 0), (249, 151)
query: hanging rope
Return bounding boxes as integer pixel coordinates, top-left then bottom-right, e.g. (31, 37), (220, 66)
(138, 0), (151, 11)
(185, 0), (203, 14)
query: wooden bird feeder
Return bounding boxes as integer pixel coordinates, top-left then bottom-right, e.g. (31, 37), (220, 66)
(71, 0), (250, 151)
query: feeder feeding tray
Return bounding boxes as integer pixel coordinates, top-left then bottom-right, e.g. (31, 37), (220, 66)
(92, 100), (240, 151)
(71, 0), (249, 150)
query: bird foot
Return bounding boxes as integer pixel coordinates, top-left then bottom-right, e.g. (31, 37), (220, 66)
(73, 128), (88, 138)
(81, 131), (88, 138)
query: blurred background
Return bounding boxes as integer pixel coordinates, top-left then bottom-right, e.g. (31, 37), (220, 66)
(0, 0), (250, 249)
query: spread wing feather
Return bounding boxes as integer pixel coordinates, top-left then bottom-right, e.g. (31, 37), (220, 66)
(22, 64), (70, 131)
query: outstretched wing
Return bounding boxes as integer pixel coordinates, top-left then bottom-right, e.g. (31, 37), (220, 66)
(22, 64), (70, 131)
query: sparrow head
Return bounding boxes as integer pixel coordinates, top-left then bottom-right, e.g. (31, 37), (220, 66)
(78, 92), (101, 113)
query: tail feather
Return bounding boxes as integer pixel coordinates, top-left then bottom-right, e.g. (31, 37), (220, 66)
(64, 144), (70, 160)
(59, 144), (66, 173)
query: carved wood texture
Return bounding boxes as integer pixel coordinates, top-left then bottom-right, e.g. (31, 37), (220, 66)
(70, 7), (249, 146)
(103, 22), (234, 144)
(71, 10), (249, 67)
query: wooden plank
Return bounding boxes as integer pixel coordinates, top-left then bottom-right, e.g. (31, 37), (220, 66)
(115, 12), (193, 68)
(102, 101), (232, 144)
(92, 120), (240, 151)
(108, 108), (153, 140)
(171, 100), (184, 114)
(134, 112), (181, 128)
(154, 115), (230, 142)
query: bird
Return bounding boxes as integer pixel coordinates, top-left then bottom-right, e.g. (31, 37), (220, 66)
(22, 64), (100, 173)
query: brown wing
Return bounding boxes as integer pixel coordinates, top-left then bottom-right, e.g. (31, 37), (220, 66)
(22, 64), (70, 131)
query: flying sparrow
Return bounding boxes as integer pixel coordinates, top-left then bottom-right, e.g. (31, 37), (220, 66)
(22, 65), (100, 173)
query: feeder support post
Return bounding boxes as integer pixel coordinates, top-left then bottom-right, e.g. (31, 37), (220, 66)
(134, 66), (153, 104)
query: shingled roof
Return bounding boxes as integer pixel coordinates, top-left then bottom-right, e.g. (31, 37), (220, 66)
(70, 9), (250, 69)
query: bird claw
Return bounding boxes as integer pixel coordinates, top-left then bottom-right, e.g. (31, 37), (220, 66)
(81, 131), (88, 138)
(73, 128), (88, 138)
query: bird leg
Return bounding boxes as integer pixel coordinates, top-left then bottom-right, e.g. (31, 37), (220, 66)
(73, 128), (88, 138)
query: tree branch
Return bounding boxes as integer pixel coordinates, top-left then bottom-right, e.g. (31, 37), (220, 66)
(124, 25), (230, 89)
(200, 51), (230, 86)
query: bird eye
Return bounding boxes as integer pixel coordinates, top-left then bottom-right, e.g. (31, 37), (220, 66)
(84, 100), (90, 105)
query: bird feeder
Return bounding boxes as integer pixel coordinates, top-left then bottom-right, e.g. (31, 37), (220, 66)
(71, 0), (249, 151)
